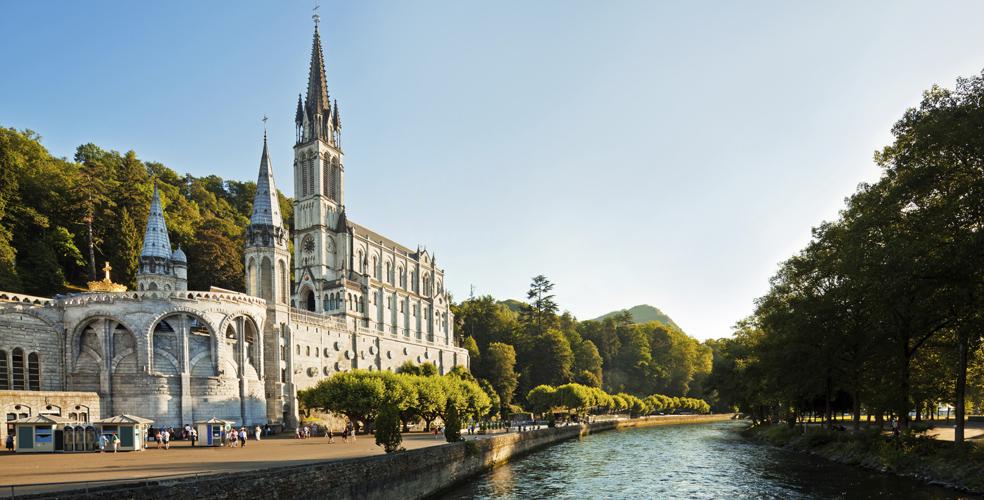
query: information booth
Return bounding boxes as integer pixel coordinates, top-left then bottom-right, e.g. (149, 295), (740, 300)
(11, 415), (73, 453)
(195, 418), (234, 447)
(95, 415), (153, 451)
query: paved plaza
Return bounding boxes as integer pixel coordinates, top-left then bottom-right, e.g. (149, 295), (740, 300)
(0, 431), (496, 497)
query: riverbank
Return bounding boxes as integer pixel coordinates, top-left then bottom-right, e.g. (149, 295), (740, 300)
(5, 414), (731, 499)
(743, 423), (984, 494)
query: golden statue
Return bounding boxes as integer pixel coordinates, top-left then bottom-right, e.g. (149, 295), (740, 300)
(87, 262), (128, 293)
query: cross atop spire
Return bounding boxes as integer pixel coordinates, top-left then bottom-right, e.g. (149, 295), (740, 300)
(313, 2), (320, 28)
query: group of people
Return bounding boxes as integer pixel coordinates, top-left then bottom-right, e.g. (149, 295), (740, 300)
(146, 424), (266, 449)
(98, 433), (121, 452)
(297, 423), (357, 443)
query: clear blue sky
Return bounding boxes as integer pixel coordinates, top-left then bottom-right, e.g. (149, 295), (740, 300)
(3, 1), (984, 340)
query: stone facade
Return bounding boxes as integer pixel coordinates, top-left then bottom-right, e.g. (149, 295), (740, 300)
(0, 14), (467, 434)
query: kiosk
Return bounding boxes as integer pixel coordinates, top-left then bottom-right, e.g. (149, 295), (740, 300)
(11, 415), (72, 453)
(195, 418), (234, 447)
(95, 415), (153, 451)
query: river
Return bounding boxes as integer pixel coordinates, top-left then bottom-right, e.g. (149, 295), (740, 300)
(441, 421), (972, 499)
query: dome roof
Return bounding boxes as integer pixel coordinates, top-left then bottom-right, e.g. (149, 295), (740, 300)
(171, 246), (187, 263)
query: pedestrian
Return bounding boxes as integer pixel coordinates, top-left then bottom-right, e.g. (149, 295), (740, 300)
(99, 433), (108, 452)
(295, 427), (301, 439)
(5, 433), (13, 452)
(190, 427), (198, 447)
(254, 425), (262, 442)
(326, 428), (334, 443)
(154, 430), (162, 449)
(264, 423), (271, 437)
(230, 428), (238, 447)
(112, 433), (120, 453)
(162, 428), (170, 450)
(239, 427), (247, 448)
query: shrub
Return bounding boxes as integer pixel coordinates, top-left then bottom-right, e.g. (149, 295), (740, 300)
(444, 400), (462, 442)
(374, 402), (403, 453)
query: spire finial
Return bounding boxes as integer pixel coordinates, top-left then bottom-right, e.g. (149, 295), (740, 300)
(313, 2), (320, 29)
(262, 114), (268, 138)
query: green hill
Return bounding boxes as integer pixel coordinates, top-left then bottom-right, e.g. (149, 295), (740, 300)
(592, 304), (683, 332)
(497, 299), (526, 313)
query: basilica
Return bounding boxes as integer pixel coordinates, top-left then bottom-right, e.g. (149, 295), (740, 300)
(0, 18), (467, 437)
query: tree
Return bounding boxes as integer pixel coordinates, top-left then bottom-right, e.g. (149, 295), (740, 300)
(525, 328), (573, 390)
(521, 275), (558, 335)
(573, 340), (603, 387)
(298, 371), (386, 432)
(374, 401), (403, 453)
(483, 342), (519, 407)
(443, 400), (462, 442)
(526, 385), (557, 417)
(410, 375), (446, 431)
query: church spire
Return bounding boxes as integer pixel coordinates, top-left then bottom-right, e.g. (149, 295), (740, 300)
(306, 22), (330, 118)
(140, 181), (172, 259)
(250, 131), (283, 228)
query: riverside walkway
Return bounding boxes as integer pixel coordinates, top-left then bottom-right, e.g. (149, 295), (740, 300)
(0, 431), (504, 497)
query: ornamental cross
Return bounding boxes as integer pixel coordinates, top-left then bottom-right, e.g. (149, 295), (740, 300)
(262, 114), (268, 132)
(102, 262), (112, 281)
(313, 2), (320, 27)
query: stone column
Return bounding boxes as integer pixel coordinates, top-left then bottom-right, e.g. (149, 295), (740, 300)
(98, 319), (114, 416)
(237, 317), (248, 424)
(179, 314), (193, 425)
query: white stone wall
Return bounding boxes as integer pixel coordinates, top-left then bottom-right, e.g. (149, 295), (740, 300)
(0, 285), (466, 430)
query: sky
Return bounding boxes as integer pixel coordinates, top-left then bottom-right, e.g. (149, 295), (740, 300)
(3, 1), (984, 340)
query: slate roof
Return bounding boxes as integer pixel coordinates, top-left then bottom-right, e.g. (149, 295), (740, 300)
(250, 132), (283, 228)
(140, 182), (172, 259)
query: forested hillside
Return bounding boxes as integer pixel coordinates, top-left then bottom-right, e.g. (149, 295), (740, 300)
(454, 276), (715, 412)
(0, 126), (292, 296)
(592, 304), (684, 332)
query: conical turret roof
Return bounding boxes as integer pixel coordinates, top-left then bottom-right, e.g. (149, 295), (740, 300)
(250, 132), (283, 228)
(140, 182), (172, 258)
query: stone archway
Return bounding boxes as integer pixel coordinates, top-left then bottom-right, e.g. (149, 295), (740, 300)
(146, 312), (217, 426)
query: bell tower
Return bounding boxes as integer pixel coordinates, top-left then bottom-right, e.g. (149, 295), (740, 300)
(293, 13), (345, 312)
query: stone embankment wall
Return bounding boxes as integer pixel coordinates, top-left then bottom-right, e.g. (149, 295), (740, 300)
(25, 414), (732, 500)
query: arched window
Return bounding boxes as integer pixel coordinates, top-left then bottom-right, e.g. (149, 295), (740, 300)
(27, 352), (40, 390)
(398, 266), (406, 288)
(331, 156), (341, 200)
(347, 293), (353, 310)
(323, 156), (331, 198)
(324, 294), (330, 312)
(306, 346), (311, 357)
(385, 262), (391, 283)
(0, 350), (8, 390)
(360, 296), (366, 313)
(296, 345), (301, 355)
(371, 256), (378, 278)
(357, 251), (365, 273)
(302, 156), (310, 196)
(11, 348), (24, 390)
(305, 289), (316, 312)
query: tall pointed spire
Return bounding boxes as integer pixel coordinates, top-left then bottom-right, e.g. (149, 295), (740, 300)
(306, 23), (330, 116)
(140, 181), (172, 258)
(251, 132), (283, 228)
